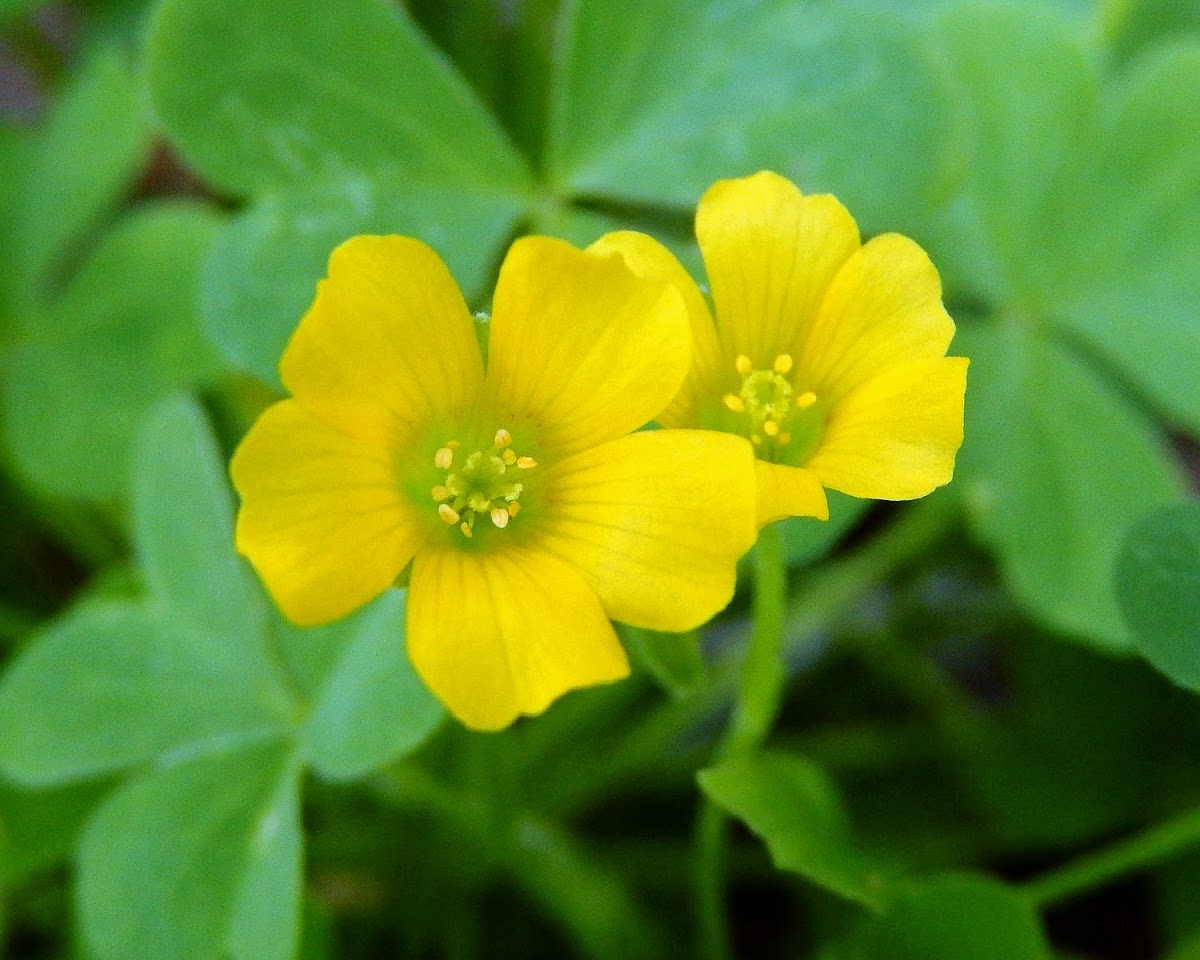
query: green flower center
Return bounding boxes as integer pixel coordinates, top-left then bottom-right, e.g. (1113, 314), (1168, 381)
(430, 429), (536, 538)
(721, 354), (825, 464)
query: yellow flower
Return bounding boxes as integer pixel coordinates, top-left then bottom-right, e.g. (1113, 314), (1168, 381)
(231, 234), (757, 730)
(594, 171), (969, 526)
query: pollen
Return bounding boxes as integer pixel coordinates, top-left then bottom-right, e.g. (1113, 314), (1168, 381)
(430, 428), (535, 538)
(723, 394), (746, 413)
(763, 420), (779, 438)
(796, 391), (817, 410)
(773, 354), (793, 375)
(735, 354), (753, 376)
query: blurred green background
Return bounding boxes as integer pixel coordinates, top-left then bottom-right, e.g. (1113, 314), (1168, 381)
(1, 0), (1200, 957)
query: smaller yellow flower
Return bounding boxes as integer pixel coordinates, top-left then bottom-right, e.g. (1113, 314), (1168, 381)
(231, 234), (757, 730)
(594, 171), (969, 526)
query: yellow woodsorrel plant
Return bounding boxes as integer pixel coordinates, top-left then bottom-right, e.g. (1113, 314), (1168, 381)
(594, 170), (969, 527)
(231, 233), (757, 729)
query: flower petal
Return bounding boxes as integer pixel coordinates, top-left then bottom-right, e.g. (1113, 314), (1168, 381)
(407, 545), (629, 730)
(807, 356), (969, 500)
(796, 233), (956, 405)
(697, 171), (860, 365)
(280, 235), (484, 445)
(232, 400), (425, 625)
(755, 460), (829, 527)
(537, 430), (757, 632)
(486, 236), (689, 456)
(587, 230), (722, 428)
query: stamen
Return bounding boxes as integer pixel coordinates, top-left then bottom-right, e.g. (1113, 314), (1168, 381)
(796, 391), (817, 410)
(501, 449), (517, 465)
(431, 484), (449, 502)
(723, 394), (746, 413)
(494, 428), (512, 448)
(517, 456), (537, 469)
(507, 501), (521, 518)
(432, 431), (536, 537)
(446, 441), (461, 449)
(773, 354), (793, 375)
(490, 507), (509, 529)
(460, 521), (473, 538)
(434, 446), (454, 469)
(763, 420), (779, 438)
(751, 434), (762, 445)
(778, 432), (791, 445)
(438, 503), (460, 524)
(735, 354), (753, 376)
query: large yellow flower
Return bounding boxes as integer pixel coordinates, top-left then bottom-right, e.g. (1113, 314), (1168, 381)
(231, 234), (757, 730)
(594, 171), (968, 526)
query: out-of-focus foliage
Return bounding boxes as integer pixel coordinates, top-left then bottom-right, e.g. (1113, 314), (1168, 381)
(0, 0), (1198, 958)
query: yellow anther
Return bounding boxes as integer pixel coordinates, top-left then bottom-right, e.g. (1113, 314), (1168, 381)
(517, 456), (537, 469)
(438, 503), (460, 525)
(773, 354), (793, 375)
(431, 484), (449, 502)
(796, 391), (817, 410)
(735, 354), (753, 376)
(494, 428), (512, 448)
(507, 501), (521, 518)
(434, 446), (454, 469)
(460, 521), (473, 538)
(446, 440), (461, 449)
(778, 432), (791, 445)
(501, 448), (517, 465)
(490, 507), (510, 529)
(751, 434), (762, 445)
(763, 420), (779, 438)
(723, 394), (746, 413)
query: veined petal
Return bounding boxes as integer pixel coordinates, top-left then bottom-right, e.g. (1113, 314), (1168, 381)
(587, 231), (721, 428)
(486, 236), (689, 457)
(407, 545), (629, 730)
(807, 356), (969, 500)
(537, 430), (757, 632)
(232, 400), (425, 625)
(755, 460), (829, 527)
(280, 235), (484, 445)
(796, 233), (956, 406)
(697, 171), (860, 365)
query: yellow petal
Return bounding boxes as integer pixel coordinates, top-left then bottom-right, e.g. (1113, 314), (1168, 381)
(232, 400), (425, 625)
(486, 236), (689, 456)
(755, 460), (829, 526)
(407, 545), (629, 730)
(807, 356), (969, 500)
(537, 430), (757, 632)
(796, 233), (956, 406)
(280, 235), (484, 446)
(696, 171), (860, 365)
(587, 230), (721, 428)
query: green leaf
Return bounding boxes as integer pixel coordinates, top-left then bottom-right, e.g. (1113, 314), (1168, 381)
(133, 395), (266, 644)
(780, 491), (870, 568)
(294, 589), (444, 780)
(1117, 503), (1200, 691)
(845, 873), (1051, 960)
(3, 202), (226, 500)
(77, 740), (301, 960)
(956, 322), (1183, 649)
(0, 779), (107, 883)
(937, 5), (1098, 303)
(1106, 0), (1200, 62)
(548, 0), (959, 230)
(0, 603), (291, 786)
(1045, 43), (1200, 431)
(201, 177), (524, 386)
(146, 0), (529, 196)
(15, 46), (148, 297)
(698, 750), (894, 909)
(625, 627), (707, 698)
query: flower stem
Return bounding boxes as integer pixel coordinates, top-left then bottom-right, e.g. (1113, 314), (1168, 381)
(696, 521), (787, 960)
(1023, 801), (1200, 908)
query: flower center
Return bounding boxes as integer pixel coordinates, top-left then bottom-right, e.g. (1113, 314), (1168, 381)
(430, 428), (536, 538)
(720, 354), (823, 462)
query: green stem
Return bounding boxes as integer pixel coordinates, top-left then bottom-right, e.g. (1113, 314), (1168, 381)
(1024, 802), (1200, 908)
(696, 522), (787, 960)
